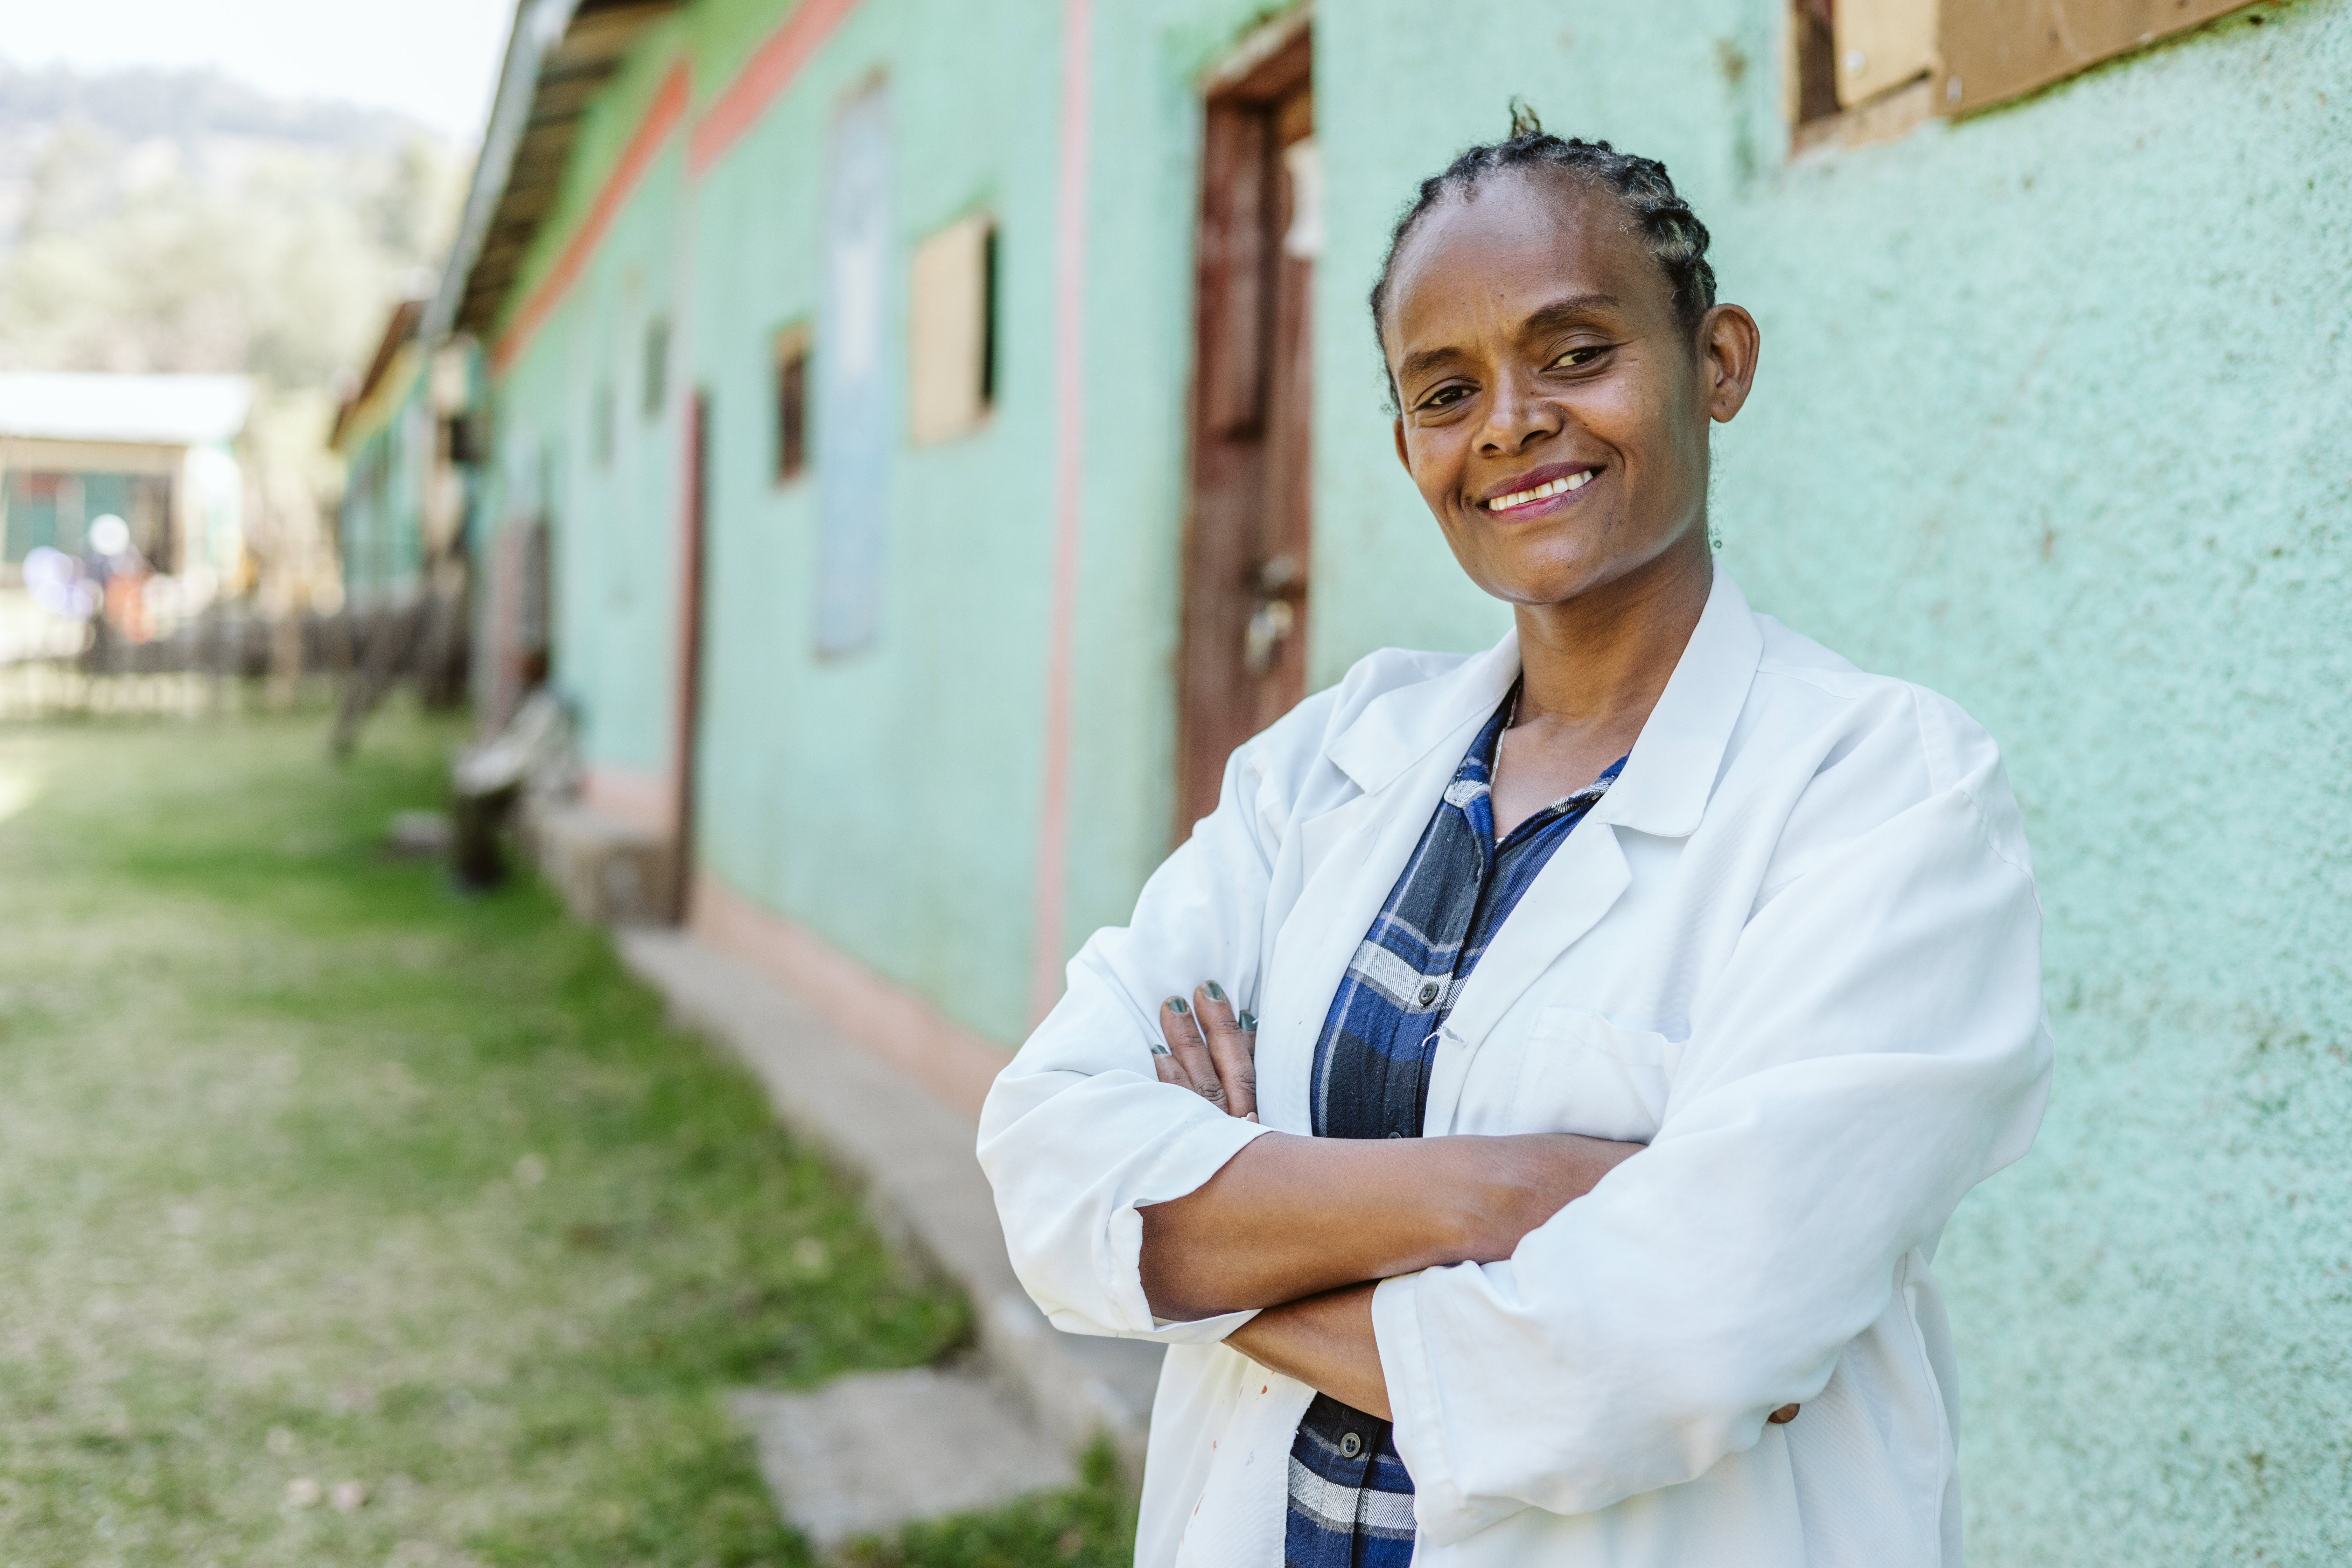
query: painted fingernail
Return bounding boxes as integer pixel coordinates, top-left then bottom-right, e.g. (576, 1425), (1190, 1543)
(1238, 1011), (1257, 1031)
(1150, 1041), (1172, 1056)
(1203, 981), (1226, 1002)
(1165, 996), (1190, 1016)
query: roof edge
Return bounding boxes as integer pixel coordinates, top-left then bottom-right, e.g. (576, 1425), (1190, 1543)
(423, 0), (582, 343)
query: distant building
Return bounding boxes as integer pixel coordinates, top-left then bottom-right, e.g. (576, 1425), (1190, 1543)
(327, 299), (482, 722)
(0, 372), (250, 584)
(328, 299), (480, 612)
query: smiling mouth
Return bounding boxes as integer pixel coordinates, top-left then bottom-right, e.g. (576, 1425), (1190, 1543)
(1481, 469), (1597, 513)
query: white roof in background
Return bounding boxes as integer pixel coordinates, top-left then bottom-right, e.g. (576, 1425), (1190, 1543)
(0, 374), (254, 446)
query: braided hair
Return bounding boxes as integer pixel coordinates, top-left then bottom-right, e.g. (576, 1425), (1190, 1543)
(1370, 103), (1717, 394)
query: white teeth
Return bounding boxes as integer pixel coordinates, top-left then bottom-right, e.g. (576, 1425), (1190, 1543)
(1485, 471), (1593, 511)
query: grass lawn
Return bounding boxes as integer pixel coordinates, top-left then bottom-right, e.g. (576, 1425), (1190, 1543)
(0, 705), (1135, 1567)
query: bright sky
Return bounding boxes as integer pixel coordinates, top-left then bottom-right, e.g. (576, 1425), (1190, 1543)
(2, 0), (516, 144)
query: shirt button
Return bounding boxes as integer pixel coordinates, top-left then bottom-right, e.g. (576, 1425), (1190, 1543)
(1418, 981), (1439, 1006)
(1340, 1432), (1363, 1459)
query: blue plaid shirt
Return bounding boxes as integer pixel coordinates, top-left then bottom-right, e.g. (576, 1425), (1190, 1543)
(1283, 684), (1624, 1568)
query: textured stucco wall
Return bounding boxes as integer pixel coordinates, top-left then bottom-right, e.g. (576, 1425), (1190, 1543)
(1316, 2), (2352, 1560)
(481, 0), (2348, 1554)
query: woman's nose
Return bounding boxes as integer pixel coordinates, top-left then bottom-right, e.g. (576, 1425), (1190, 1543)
(1476, 372), (1562, 455)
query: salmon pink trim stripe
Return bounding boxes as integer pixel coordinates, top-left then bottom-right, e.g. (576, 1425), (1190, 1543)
(492, 61), (691, 373)
(687, 0), (865, 175)
(1028, 0), (1093, 1026)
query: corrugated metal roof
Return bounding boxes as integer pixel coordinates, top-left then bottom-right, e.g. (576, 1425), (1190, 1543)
(428, 0), (686, 344)
(0, 374), (254, 446)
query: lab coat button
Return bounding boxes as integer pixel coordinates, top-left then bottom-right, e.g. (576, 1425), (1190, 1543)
(1339, 1432), (1363, 1459)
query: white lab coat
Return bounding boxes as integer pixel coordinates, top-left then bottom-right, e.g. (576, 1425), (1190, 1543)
(979, 571), (2052, 1567)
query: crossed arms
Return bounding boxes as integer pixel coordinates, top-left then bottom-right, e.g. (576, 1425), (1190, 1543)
(1140, 982), (1681, 1422)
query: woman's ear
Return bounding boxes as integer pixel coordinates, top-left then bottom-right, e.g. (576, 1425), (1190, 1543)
(1393, 415), (1410, 470)
(1702, 304), (1762, 424)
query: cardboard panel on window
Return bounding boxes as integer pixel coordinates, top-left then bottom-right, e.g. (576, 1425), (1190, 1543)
(1835, 0), (1940, 107)
(908, 214), (992, 446)
(1937, 0), (2258, 113)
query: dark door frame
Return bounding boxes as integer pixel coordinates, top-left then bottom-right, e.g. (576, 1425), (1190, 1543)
(1174, 18), (1316, 840)
(670, 389), (711, 921)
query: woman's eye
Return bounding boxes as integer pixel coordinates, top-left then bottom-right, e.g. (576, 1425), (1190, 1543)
(1549, 346), (1604, 370)
(1417, 385), (1472, 411)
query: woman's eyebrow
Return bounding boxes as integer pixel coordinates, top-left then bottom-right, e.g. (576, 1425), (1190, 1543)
(1396, 342), (1466, 386)
(1521, 293), (1622, 335)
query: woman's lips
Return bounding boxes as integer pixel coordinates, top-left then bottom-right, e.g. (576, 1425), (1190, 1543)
(1476, 464), (1601, 517)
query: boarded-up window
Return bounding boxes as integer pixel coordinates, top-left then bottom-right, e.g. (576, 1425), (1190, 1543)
(908, 214), (996, 444)
(1836, 0), (1939, 105)
(1799, 0), (2266, 136)
(774, 323), (811, 483)
(814, 82), (892, 657)
(1938, 0), (2260, 113)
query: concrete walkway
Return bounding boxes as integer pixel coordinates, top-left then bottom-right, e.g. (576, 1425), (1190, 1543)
(616, 931), (1164, 1485)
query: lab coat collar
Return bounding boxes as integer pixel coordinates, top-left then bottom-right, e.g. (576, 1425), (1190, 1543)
(1591, 569), (1763, 839)
(1325, 634), (1523, 796)
(1323, 569), (1763, 841)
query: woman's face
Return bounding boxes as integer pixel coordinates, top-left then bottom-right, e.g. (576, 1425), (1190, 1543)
(1381, 171), (1757, 611)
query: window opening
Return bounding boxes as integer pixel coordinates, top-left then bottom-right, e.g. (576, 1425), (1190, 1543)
(1791, 0), (1839, 126)
(774, 323), (811, 483)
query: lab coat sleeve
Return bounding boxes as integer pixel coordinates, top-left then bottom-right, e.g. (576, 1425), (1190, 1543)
(977, 727), (1308, 1342)
(1373, 774), (2054, 1540)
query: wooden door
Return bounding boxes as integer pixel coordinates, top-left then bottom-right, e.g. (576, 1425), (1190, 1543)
(1175, 25), (1315, 837)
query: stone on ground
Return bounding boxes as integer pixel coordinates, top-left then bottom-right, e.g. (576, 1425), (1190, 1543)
(731, 1366), (1076, 1550)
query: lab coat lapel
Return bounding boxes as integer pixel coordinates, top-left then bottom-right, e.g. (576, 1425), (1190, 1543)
(1422, 821), (1630, 1133)
(1424, 571), (1765, 1131)
(1255, 638), (1521, 1135)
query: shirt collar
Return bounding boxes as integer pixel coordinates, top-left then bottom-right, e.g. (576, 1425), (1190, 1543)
(1325, 569), (1763, 841)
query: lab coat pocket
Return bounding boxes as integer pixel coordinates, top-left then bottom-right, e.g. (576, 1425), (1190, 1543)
(1507, 1008), (1677, 1142)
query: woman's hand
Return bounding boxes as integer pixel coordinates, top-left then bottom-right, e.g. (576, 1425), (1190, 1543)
(1152, 982), (1258, 1121)
(1139, 980), (1798, 1422)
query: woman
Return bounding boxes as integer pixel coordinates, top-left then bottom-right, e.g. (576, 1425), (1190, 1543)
(980, 114), (2050, 1568)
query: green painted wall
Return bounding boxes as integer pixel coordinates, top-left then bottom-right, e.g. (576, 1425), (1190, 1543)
(1317, 2), (2352, 1560)
(477, 0), (2351, 1558)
